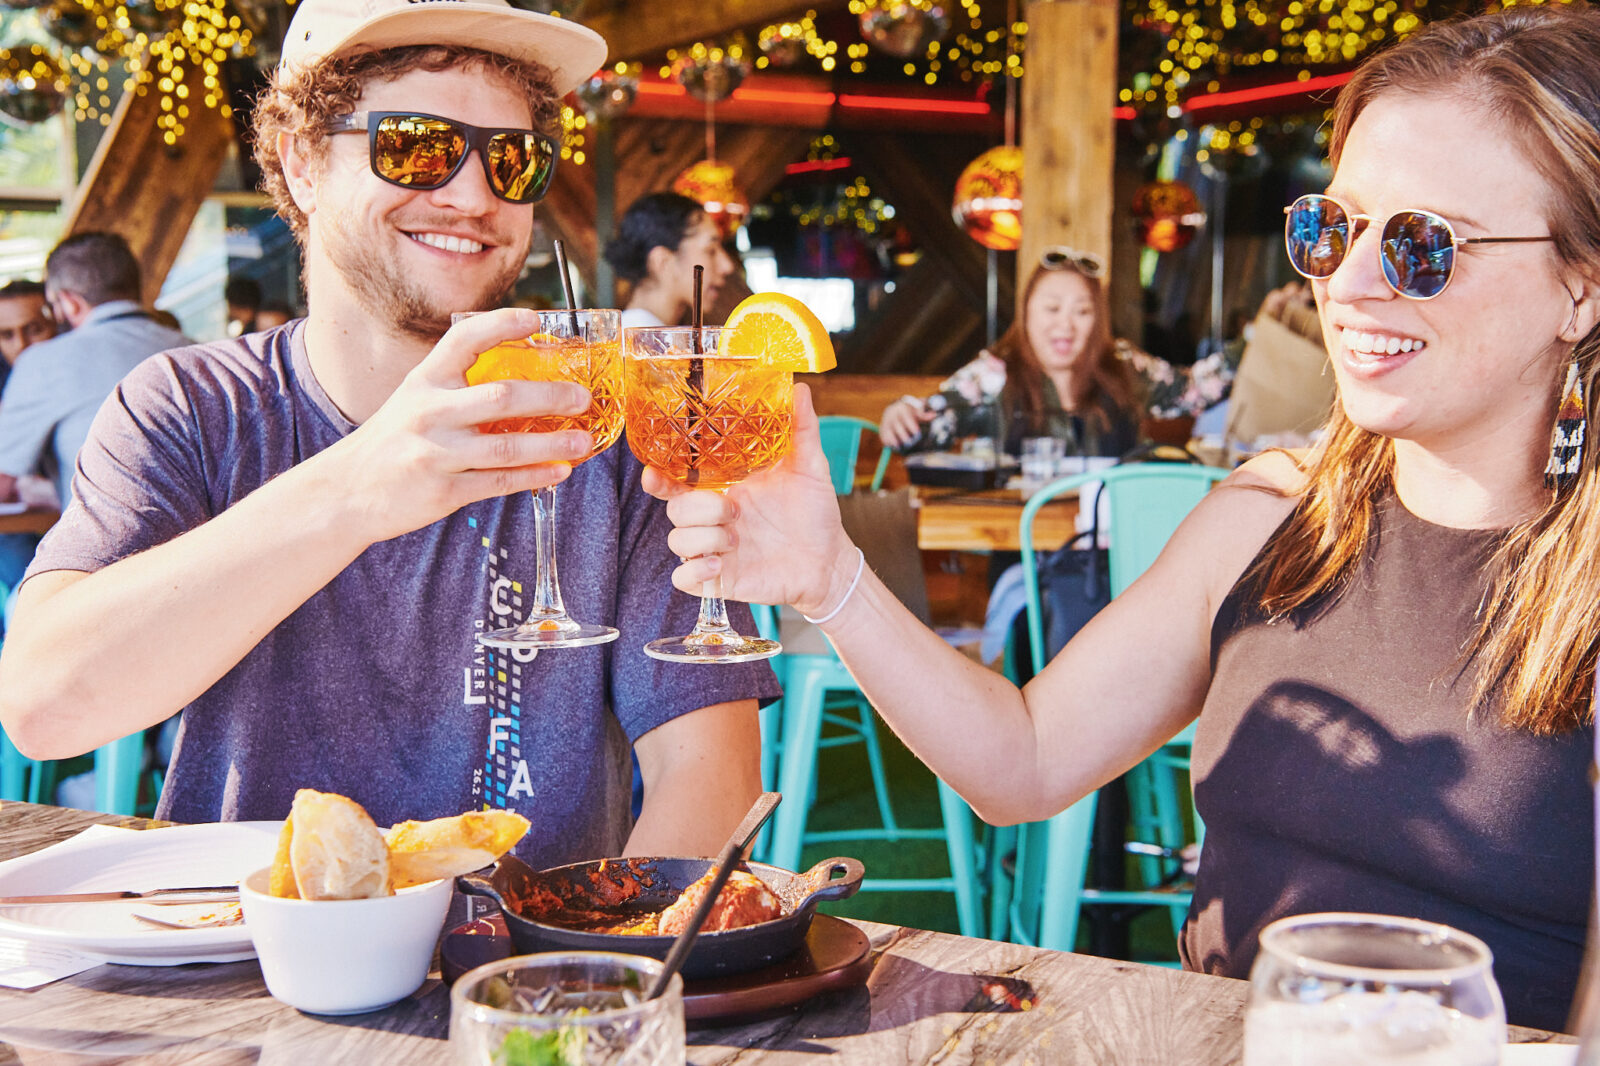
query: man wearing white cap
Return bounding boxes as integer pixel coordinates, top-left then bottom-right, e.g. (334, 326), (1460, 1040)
(0, 0), (776, 864)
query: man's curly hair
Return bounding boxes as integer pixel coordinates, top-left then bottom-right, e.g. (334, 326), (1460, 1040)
(251, 45), (560, 241)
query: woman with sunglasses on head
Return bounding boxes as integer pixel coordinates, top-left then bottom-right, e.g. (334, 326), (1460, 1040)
(603, 192), (737, 329)
(880, 250), (1143, 456)
(648, 4), (1600, 1031)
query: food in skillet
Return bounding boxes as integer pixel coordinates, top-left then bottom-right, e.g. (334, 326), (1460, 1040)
(658, 869), (782, 934)
(519, 863), (785, 935)
(268, 789), (530, 899)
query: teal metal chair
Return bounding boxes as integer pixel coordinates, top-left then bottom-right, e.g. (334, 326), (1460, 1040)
(759, 417), (988, 937)
(0, 586), (150, 815)
(814, 416), (892, 495)
(1001, 463), (1227, 955)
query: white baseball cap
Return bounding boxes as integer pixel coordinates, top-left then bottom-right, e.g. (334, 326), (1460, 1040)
(280, 0), (607, 97)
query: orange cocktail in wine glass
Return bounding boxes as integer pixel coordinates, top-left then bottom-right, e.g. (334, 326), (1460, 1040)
(623, 294), (834, 663)
(457, 308), (623, 650)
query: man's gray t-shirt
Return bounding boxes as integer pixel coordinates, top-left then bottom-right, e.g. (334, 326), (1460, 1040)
(27, 321), (780, 865)
(0, 299), (189, 507)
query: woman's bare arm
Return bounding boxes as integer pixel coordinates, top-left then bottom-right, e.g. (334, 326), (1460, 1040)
(647, 388), (1301, 824)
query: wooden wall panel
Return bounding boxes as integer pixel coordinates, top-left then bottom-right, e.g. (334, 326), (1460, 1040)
(540, 117), (815, 291)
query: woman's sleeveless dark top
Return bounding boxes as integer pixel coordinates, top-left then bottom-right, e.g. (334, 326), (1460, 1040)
(1185, 492), (1593, 1032)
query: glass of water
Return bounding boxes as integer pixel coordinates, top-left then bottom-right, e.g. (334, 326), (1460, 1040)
(1019, 437), (1067, 493)
(1242, 912), (1505, 1066)
(450, 952), (685, 1066)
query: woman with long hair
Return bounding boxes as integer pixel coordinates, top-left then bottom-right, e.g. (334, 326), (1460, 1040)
(603, 192), (736, 328)
(880, 251), (1142, 456)
(647, 5), (1600, 1031)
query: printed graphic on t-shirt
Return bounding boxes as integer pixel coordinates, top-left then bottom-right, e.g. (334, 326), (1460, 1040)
(465, 516), (537, 813)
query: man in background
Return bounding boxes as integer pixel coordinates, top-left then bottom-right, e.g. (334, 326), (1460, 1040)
(0, 278), (57, 591)
(0, 280), (55, 391)
(0, 232), (189, 511)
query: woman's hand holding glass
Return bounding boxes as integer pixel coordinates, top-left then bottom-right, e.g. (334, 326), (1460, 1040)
(641, 385), (862, 623)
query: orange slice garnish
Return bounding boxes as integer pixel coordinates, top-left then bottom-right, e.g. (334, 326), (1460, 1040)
(722, 293), (836, 372)
(466, 333), (563, 384)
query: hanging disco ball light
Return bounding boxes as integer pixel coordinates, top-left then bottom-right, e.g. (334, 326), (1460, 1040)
(672, 50), (750, 103)
(1131, 180), (1206, 253)
(758, 24), (806, 68)
(575, 69), (638, 121)
(859, 0), (950, 59)
(673, 160), (749, 239)
(41, 2), (102, 51)
(0, 45), (68, 124)
(952, 145), (1023, 251)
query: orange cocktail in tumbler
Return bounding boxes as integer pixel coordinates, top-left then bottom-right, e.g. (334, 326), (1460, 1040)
(624, 294), (834, 664)
(624, 348), (793, 490)
(465, 333), (624, 448)
(458, 309), (623, 651)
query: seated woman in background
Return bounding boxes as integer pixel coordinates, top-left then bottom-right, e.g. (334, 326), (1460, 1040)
(603, 192), (736, 329)
(879, 251), (1143, 457)
(648, 4), (1600, 1031)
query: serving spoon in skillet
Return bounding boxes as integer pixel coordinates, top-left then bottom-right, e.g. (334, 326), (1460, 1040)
(646, 791), (781, 1001)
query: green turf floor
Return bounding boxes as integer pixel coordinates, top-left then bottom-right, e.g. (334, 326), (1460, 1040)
(791, 705), (1184, 962)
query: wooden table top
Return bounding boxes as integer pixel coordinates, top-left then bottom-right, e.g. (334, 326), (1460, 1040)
(0, 803), (1573, 1064)
(0, 508), (59, 537)
(914, 485), (1080, 553)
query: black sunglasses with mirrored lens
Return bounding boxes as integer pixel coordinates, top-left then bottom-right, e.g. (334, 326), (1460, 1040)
(328, 111), (559, 205)
(1283, 193), (1554, 300)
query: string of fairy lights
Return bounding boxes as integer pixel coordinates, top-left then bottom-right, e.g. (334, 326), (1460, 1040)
(0, 0), (250, 141)
(781, 134), (897, 233)
(0, 0), (1555, 155)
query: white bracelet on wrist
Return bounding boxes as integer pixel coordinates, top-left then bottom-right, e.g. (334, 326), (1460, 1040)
(802, 547), (867, 626)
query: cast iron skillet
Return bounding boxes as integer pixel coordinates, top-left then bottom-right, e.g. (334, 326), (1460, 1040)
(457, 854), (865, 980)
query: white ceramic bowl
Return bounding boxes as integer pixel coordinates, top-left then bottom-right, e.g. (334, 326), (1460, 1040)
(239, 867), (452, 1015)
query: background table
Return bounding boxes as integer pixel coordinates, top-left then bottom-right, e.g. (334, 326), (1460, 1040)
(915, 486), (1079, 553)
(0, 803), (1575, 1064)
(0, 509), (59, 537)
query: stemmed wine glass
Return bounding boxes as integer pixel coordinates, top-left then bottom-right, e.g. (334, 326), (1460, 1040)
(623, 324), (791, 663)
(456, 309), (624, 650)
(1242, 912), (1505, 1066)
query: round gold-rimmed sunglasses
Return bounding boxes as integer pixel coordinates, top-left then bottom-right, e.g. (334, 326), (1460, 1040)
(1283, 193), (1554, 300)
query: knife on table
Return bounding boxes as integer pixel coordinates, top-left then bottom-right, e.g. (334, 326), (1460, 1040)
(0, 885), (240, 905)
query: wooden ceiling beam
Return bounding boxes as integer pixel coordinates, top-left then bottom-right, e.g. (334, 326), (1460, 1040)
(62, 63), (235, 303)
(583, 0), (851, 62)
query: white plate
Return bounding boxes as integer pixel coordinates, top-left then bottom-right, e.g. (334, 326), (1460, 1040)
(0, 821), (281, 965)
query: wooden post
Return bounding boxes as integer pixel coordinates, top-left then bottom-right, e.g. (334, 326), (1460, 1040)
(61, 63), (235, 303)
(1019, 0), (1118, 307)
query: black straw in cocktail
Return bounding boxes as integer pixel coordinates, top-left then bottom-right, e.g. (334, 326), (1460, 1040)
(686, 265), (705, 485)
(553, 239), (581, 333)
